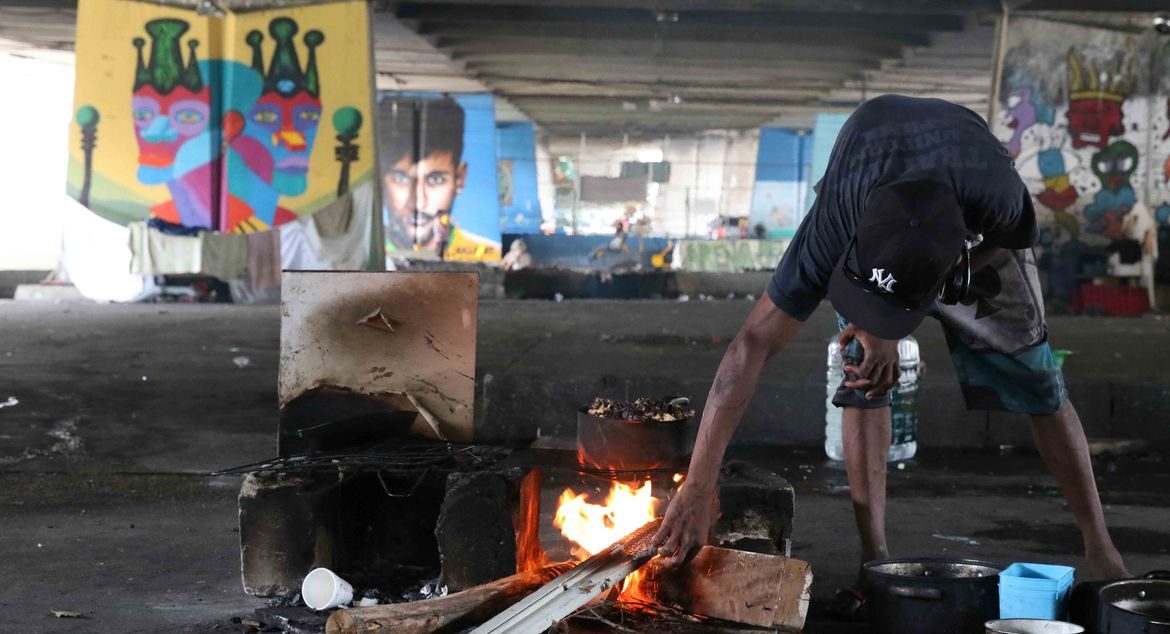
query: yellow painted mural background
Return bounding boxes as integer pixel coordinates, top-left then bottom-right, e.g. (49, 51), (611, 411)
(67, 0), (374, 229)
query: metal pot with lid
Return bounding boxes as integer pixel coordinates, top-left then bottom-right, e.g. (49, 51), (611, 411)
(863, 557), (1003, 634)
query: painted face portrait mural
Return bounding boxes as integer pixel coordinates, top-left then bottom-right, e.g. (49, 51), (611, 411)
(994, 17), (1169, 303)
(378, 93), (502, 261)
(67, 0), (374, 235)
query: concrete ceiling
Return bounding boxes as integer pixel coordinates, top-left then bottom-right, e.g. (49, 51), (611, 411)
(3, 1), (1167, 135)
(388, 0), (1005, 134)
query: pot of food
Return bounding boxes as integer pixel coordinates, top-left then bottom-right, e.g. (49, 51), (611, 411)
(985, 619), (1084, 633)
(863, 557), (1003, 634)
(576, 397), (692, 472)
(1098, 572), (1170, 634)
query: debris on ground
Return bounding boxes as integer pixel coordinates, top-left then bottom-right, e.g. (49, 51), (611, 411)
(51, 610), (83, 618)
(931, 533), (980, 546)
(232, 356), (251, 369)
(586, 396), (694, 422)
(0, 396), (18, 409)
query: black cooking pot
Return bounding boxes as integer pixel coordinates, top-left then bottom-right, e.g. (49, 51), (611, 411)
(1098, 572), (1170, 634)
(576, 401), (691, 472)
(863, 557), (1003, 634)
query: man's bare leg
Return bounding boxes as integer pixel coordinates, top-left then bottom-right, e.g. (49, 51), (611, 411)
(843, 405), (892, 563)
(1031, 400), (1130, 580)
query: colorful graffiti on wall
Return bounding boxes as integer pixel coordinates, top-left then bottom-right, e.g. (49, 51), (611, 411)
(67, 0), (374, 234)
(377, 93), (502, 262)
(994, 17), (1170, 301)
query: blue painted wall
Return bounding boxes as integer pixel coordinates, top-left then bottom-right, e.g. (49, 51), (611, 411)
(496, 122), (542, 234)
(749, 128), (813, 238)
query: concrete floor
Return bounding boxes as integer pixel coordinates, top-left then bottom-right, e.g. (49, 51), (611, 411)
(2, 299), (1169, 633)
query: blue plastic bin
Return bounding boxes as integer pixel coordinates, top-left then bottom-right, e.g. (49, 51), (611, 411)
(999, 563), (1076, 620)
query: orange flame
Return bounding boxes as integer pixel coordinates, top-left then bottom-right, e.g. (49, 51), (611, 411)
(553, 480), (660, 598)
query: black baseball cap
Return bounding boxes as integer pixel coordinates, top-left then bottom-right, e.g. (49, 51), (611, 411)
(828, 179), (967, 340)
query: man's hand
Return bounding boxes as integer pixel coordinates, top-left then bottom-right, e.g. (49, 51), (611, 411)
(839, 323), (900, 399)
(651, 483), (714, 567)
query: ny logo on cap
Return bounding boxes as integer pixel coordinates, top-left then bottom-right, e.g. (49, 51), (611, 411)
(870, 268), (897, 293)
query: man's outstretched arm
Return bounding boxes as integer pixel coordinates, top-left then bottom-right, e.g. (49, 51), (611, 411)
(652, 295), (806, 566)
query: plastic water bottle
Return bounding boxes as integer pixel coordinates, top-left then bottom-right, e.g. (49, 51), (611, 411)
(824, 335), (920, 462)
(887, 337), (920, 462)
(824, 340), (846, 461)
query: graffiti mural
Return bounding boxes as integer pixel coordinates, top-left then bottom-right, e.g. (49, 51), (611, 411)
(994, 17), (1170, 302)
(677, 239), (790, 273)
(1065, 48), (1134, 150)
(377, 93), (502, 261)
(67, 0), (374, 236)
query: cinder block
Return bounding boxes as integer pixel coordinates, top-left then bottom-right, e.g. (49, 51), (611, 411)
(436, 468), (544, 592)
(239, 472), (332, 597)
(715, 460), (795, 553)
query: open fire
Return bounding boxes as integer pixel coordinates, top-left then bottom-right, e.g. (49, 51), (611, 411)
(553, 478), (678, 600)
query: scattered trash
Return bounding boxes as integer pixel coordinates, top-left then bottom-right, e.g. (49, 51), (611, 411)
(0, 396), (18, 409)
(229, 347), (241, 353)
(932, 533), (980, 546)
(357, 597), (378, 607)
(232, 356), (251, 369)
(141, 376), (148, 382)
(37, 543), (43, 548)
(746, 294), (756, 301)
(553, 293), (564, 302)
(678, 294), (690, 302)
(51, 611), (83, 619)
(420, 583), (449, 598)
(896, 462), (906, 470)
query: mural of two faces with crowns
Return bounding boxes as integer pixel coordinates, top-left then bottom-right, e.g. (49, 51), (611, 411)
(68, 1), (372, 236)
(994, 16), (1170, 304)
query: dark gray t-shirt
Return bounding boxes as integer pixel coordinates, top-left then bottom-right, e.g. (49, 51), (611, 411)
(766, 95), (1037, 320)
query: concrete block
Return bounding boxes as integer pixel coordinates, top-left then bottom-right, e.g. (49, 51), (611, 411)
(715, 460), (795, 553)
(436, 469), (543, 592)
(239, 472), (332, 597)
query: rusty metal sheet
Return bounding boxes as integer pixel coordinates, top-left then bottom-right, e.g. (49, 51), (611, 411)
(279, 271), (478, 446)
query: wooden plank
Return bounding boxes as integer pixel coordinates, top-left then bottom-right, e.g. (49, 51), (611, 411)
(471, 519), (662, 634)
(325, 563), (574, 634)
(638, 547), (813, 632)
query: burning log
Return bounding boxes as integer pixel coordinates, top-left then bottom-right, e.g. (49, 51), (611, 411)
(638, 546), (813, 631)
(325, 562), (574, 634)
(470, 519), (663, 634)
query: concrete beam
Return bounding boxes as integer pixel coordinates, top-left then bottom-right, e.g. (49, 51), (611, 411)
(396, 0), (997, 15)
(426, 22), (916, 53)
(436, 37), (904, 64)
(417, 20), (933, 47)
(397, 3), (967, 33)
(470, 64), (849, 87)
(484, 78), (831, 101)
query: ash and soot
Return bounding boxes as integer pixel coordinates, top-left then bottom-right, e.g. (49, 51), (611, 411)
(586, 397), (694, 423)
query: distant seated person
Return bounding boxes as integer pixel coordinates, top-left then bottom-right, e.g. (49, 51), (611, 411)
(589, 207), (634, 260)
(501, 238), (533, 271)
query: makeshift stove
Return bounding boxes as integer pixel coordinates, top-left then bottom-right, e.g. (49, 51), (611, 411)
(226, 271), (810, 634)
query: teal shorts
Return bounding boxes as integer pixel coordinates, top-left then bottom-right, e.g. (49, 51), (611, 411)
(833, 249), (1067, 416)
